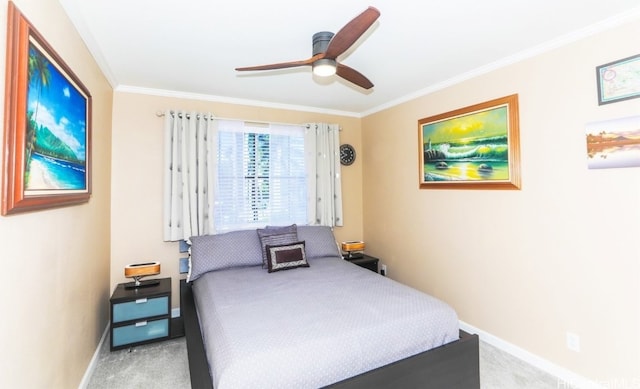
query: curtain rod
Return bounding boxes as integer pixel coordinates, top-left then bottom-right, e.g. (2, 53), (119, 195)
(155, 110), (341, 130)
(156, 110), (301, 128)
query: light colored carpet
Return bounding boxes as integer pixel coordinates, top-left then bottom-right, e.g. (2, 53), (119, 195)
(480, 341), (559, 388)
(86, 335), (560, 388)
(86, 336), (190, 389)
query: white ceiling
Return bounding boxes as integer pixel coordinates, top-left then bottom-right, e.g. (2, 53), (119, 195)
(59, 0), (640, 116)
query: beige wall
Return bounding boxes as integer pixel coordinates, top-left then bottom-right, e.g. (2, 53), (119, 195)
(1, 1), (636, 386)
(111, 92), (363, 307)
(0, 0), (113, 388)
(362, 19), (640, 385)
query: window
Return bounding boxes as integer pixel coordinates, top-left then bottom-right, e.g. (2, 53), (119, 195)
(214, 120), (307, 232)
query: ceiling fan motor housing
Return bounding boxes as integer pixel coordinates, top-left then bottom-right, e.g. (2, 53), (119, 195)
(312, 31), (334, 55)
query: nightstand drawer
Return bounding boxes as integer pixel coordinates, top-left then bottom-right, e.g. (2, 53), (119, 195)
(109, 278), (173, 351)
(112, 318), (169, 348)
(112, 296), (169, 323)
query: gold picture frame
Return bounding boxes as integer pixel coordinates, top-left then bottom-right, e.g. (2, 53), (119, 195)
(418, 94), (521, 190)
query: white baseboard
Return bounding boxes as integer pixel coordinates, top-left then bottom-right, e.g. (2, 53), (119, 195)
(77, 324), (109, 389)
(460, 321), (604, 389)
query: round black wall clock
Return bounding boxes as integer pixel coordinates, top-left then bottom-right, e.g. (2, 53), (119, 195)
(340, 144), (356, 166)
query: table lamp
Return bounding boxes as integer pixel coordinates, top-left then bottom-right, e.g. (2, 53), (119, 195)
(341, 241), (365, 259)
(124, 262), (161, 289)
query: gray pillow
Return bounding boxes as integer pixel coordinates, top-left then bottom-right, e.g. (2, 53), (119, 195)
(257, 224), (298, 268)
(188, 229), (263, 282)
(296, 225), (340, 259)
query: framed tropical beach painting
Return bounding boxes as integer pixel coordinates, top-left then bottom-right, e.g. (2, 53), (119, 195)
(2, 2), (92, 215)
(418, 94), (521, 190)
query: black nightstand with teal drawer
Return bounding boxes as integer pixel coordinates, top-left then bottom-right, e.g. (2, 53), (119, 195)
(110, 277), (171, 351)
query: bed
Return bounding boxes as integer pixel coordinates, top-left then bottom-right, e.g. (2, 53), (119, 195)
(181, 225), (480, 388)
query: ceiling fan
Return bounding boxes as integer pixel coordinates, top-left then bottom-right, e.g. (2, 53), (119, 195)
(235, 6), (380, 90)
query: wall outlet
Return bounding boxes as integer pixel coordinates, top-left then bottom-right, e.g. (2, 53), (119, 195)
(566, 332), (580, 352)
(380, 264), (387, 276)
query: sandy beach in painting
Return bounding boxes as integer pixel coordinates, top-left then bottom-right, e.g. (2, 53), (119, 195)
(26, 159), (62, 190)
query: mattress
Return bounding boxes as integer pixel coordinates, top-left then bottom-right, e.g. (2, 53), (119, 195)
(192, 256), (459, 389)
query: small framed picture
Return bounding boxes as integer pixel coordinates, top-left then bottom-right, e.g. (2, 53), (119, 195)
(596, 53), (640, 105)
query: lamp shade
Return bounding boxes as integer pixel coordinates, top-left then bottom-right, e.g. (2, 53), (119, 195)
(124, 262), (161, 278)
(124, 262), (161, 288)
(341, 241), (365, 252)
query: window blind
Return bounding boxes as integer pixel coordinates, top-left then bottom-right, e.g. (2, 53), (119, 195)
(214, 120), (307, 232)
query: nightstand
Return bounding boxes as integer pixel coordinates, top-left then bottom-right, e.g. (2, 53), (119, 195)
(110, 277), (175, 351)
(344, 254), (379, 273)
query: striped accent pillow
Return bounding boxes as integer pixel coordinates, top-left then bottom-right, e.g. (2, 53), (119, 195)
(257, 225), (298, 268)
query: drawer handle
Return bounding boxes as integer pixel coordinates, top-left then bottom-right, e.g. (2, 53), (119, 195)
(135, 298), (148, 304)
(135, 321), (148, 327)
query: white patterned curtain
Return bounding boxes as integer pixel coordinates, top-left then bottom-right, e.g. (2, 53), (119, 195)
(163, 110), (217, 241)
(304, 123), (343, 227)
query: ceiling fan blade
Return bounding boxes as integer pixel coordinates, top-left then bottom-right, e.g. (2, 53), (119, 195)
(236, 54), (324, 71)
(336, 63), (374, 89)
(324, 6), (380, 60)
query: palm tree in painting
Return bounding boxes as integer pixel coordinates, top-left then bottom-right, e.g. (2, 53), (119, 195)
(25, 45), (51, 175)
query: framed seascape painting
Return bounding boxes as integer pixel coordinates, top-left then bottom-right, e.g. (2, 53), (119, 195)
(418, 94), (521, 190)
(2, 2), (92, 215)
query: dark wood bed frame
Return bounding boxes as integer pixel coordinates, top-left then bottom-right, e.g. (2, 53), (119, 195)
(181, 280), (480, 389)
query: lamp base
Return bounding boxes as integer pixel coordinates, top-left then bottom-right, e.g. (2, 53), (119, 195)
(124, 279), (161, 289)
(343, 251), (363, 260)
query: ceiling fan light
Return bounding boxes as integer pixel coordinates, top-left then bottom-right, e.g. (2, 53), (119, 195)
(313, 59), (337, 77)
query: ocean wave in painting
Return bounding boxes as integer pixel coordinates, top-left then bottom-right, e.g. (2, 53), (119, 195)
(424, 136), (509, 162)
(423, 136), (510, 181)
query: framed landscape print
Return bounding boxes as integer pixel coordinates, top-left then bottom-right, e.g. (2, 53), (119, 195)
(418, 94), (521, 190)
(2, 2), (92, 215)
(586, 115), (640, 169)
